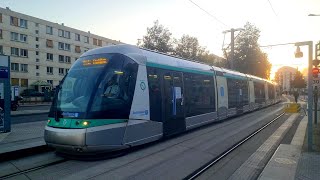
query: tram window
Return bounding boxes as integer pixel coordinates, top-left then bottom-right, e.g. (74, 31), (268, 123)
(184, 73), (215, 117)
(147, 67), (162, 122)
(227, 78), (249, 108)
(268, 84), (275, 99)
(254, 82), (265, 103)
(89, 55), (138, 119)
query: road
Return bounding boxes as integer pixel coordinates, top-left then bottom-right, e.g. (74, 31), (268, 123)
(11, 114), (48, 124)
(18, 105), (51, 111)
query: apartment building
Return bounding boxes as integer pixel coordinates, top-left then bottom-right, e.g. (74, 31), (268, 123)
(0, 7), (121, 93)
(274, 66), (297, 92)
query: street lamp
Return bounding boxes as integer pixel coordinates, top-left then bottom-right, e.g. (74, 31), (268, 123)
(295, 41), (313, 151)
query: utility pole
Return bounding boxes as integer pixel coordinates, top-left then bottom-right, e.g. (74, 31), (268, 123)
(223, 28), (244, 70)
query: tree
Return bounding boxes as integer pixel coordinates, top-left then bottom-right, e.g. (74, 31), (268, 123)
(226, 22), (272, 79)
(291, 70), (306, 89)
(138, 20), (173, 53)
(174, 35), (202, 59)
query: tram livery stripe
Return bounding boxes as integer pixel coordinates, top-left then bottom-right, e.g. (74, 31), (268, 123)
(47, 118), (127, 129)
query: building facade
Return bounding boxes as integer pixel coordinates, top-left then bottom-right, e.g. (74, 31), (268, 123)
(0, 7), (121, 93)
(274, 66), (297, 92)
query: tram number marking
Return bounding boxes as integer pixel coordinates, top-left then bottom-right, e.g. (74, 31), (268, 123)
(313, 80), (320, 84)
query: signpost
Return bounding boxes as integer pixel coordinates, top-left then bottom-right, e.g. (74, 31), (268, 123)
(0, 55), (11, 133)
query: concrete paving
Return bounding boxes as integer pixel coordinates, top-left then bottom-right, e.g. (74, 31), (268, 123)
(257, 115), (318, 180)
(229, 113), (299, 180)
(0, 121), (47, 155)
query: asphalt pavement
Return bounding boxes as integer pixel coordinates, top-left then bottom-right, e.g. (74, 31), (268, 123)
(11, 114), (48, 124)
(18, 105), (51, 111)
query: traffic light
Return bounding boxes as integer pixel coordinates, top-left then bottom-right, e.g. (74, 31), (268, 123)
(313, 67), (319, 78)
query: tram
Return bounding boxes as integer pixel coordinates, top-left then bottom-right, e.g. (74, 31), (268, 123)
(44, 45), (280, 154)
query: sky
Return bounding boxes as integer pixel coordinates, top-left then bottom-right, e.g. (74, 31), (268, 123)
(1, 0), (320, 79)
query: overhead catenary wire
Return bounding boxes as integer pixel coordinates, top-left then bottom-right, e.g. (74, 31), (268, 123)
(188, 0), (229, 28)
(267, 0), (278, 17)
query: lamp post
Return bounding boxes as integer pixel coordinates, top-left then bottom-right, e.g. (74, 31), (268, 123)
(223, 28), (245, 70)
(295, 41), (313, 151)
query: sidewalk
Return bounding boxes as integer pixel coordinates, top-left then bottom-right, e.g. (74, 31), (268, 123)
(0, 121), (47, 158)
(11, 109), (49, 117)
(258, 115), (320, 180)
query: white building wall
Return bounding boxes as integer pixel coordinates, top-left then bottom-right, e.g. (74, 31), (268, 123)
(0, 7), (121, 93)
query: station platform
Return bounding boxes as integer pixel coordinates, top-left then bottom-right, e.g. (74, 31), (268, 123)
(258, 115), (320, 180)
(0, 121), (47, 159)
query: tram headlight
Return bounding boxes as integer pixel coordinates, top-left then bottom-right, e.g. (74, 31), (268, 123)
(82, 121), (89, 126)
(47, 119), (51, 124)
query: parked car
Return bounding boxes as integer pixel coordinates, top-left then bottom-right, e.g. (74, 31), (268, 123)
(21, 89), (44, 97)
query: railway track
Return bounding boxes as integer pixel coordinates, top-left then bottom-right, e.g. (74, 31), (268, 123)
(185, 112), (286, 180)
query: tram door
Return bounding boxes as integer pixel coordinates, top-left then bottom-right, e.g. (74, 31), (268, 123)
(162, 71), (186, 136)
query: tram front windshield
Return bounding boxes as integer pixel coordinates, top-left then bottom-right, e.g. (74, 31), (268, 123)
(56, 53), (138, 119)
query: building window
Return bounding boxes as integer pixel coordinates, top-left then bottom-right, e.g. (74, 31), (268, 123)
(36, 58), (40, 62)
(75, 57), (78, 61)
(0, 46), (3, 54)
(75, 46), (81, 53)
(65, 43), (70, 51)
(36, 72), (40, 76)
(84, 36), (89, 43)
(65, 31), (70, 39)
(93, 38), (98, 45)
(35, 23), (39, 27)
(84, 48), (89, 52)
(21, 64), (28, 72)
(58, 29), (63, 37)
(36, 65), (39, 69)
(47, 53), (53, 60)
(35, 30), (39, 34)
(58, 30), (70, 38)
(59, 55), (64, 63)
(0, 29), (2, 39)
(21, 79), (28, 87)
(59, 68), (64, 75)
(46, 26), (53, 35)
(20, 49), (28, 57)
(75, 33), (80, 41)
(36, 37), (39, 41)
(65, 56), (71, 63)
(58, 42), (70, 51)
(11, 63), (19, 71)
(20, 34), (27, 42)
(20, 19), (28, 28)
(66, 69), (69, 74)
(11, 78), (19, 86)
(46, 39), (53, 48)
(98, 40), (102, 46)
(11, 32), (19, 41)
(47, 80), (53, 85)
(11, 47), (19, 56)
(10, 16), (18, 26)
(0, 13), (2, 23)
(36, 51), (39, 56)
(47, 67), (53, 74)
(36, 44), (39, 49)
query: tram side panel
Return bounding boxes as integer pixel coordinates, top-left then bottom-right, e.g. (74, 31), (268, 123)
(216, 76), (228, 120)
(123, 65), (163, 146)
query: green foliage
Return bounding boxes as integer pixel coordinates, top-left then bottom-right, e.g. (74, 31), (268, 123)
(138, 20), (230, 68)
(138, 20), (173, 53)
(291, 70), (306, 89)
(228, 22), (272, 79)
